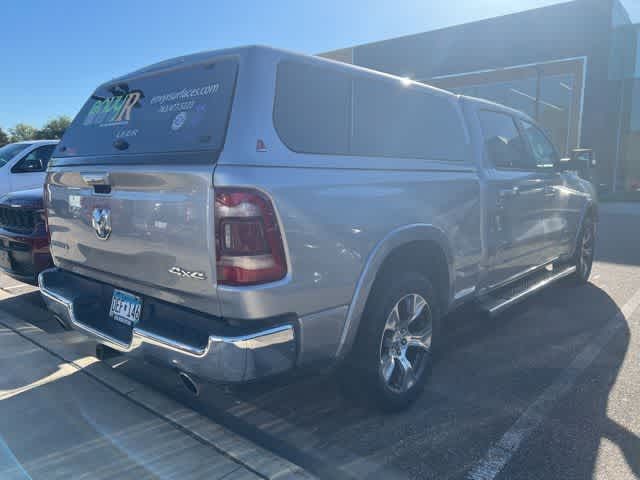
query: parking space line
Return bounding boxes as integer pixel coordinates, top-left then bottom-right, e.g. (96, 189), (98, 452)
(467, 286), (640, 480)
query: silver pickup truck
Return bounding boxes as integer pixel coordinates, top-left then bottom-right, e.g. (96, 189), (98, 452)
(39, 46), (597, 411)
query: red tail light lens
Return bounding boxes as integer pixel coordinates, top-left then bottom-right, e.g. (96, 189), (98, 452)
(215, 188), (287, 286)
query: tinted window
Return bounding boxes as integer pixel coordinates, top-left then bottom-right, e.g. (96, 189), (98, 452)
(13, 144), (56, 173)
(274, 60), (468, 161)
(56, 58), (238, 158)
(478, 111), (531, 170)
(351, 77), (467, 161)
(0, 143), (32, 168)
(274, 61), (351, 155)
(522, 120), (557, 168)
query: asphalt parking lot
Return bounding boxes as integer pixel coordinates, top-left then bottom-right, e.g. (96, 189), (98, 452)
(0, 203), (639, 480)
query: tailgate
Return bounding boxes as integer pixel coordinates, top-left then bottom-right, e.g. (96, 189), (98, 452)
(46, 163), (220, 315)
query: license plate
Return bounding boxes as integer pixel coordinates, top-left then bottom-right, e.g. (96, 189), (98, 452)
(0, 250), (11, 269)
(109, 289), (142, 326)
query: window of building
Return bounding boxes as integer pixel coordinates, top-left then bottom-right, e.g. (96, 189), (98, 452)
(454, 78), (537, 119)
(434, 59), (583, 158)
(538, 74), (574, 155)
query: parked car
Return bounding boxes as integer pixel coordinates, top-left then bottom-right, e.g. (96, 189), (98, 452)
(0, 140), (58, 196)
(0, 188), (52, 284)
(38, 46), (597, 411)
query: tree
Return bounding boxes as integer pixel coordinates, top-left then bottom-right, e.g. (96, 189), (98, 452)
(9, 123), (37, 142)
(35, 116), (72, 140)
(0, 128), (8, 146)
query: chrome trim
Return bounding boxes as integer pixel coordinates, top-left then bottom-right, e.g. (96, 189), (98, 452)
(484, 265), (576, 316)
(38, 268), (297, 382)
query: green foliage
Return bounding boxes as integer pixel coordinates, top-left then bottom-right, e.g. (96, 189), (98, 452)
(5, 115), (72, 143)
(34, 116), (72, 140)
(9, 123), (37, 142)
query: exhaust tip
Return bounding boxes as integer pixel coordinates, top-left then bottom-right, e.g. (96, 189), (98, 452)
(178, 371), (200, 396)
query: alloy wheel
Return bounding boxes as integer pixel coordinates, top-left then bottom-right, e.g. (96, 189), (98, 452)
(378, 293), (432, 394)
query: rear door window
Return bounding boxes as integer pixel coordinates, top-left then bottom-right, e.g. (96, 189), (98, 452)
(56, 57), (238, 158)
(478, 110), (532, 170)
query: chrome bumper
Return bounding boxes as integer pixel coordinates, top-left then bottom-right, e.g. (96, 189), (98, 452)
(38, 268), (297, 383)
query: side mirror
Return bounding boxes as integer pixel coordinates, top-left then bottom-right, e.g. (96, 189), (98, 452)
(558, 149), (595, 180)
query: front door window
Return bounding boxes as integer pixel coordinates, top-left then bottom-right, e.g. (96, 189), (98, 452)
(521, 120), (558, 169)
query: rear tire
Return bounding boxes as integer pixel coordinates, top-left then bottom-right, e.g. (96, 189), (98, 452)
(343, 270), (441, 412)
(570, 214), (596, 284)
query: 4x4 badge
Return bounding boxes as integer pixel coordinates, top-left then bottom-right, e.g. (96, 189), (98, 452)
(91, 208), (112, 240)
(168, 266), (206, 281)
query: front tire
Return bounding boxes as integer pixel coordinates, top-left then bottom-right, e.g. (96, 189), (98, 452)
(347, 271), (440, 412)
(571, 214), (596, 284)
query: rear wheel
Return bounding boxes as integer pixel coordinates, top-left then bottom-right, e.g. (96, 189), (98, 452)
(571, 214), (596, 284)
(345, 271), (440, 411)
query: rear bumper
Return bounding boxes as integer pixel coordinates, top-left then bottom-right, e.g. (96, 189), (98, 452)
(38, 268), (297, 383)
(0, 232), (52, 285)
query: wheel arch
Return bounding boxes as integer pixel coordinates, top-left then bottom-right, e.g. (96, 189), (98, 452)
(336, 224), (454, 359)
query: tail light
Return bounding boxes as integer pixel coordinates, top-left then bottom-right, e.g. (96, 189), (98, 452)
(215, 188), (287, 286)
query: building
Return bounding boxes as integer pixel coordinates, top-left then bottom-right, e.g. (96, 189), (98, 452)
(321, 0), (640, 193)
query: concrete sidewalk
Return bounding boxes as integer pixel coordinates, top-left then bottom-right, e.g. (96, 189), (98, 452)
(0, 302), (313, 480)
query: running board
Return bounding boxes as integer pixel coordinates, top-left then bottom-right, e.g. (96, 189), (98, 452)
(479, 265), (576, 316)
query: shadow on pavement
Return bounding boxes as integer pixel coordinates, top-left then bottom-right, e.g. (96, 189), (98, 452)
(592, 211), (640, 267)
(0, 291), (61, 333)
(104, 279), (638, 479)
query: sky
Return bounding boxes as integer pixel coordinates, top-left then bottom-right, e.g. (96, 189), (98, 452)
(1, 0), (639, 130)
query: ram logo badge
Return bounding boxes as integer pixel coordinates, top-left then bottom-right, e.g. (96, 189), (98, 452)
(168, 266), (206, 281)
(91, 208), (112, 240)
